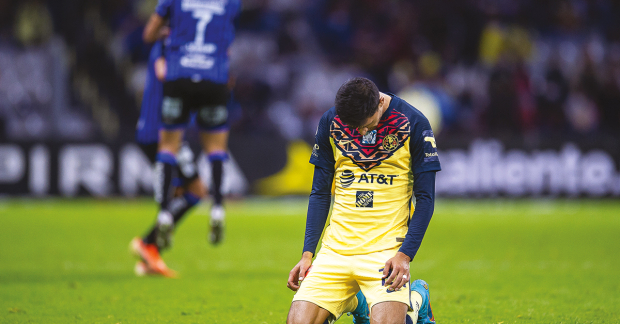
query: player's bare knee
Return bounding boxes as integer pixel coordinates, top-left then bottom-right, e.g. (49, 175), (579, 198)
(370, 302), (408, 324)
(287, 301), (327, 324)
(286, 305), (306, 324)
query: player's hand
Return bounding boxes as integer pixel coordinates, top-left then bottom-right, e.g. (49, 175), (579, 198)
(154, 57), (167, 81)
(287, 252), (313, 292)
(382, 252), (411, 291)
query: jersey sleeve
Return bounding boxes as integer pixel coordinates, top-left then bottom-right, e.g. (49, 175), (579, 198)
(155, 0), (173, 18)
(150, 40), (164, 61)
(410, 117), (441, 174)
(309, 111), (336, 172)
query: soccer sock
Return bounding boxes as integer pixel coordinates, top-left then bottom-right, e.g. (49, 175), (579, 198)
(144, 151), (177, 247)
(208, 151), (227, 206)
(170, 192), (201, 224)
(154, 151), (177, 210)
(408, 291), (423, 322)
(143, 225), (159, 245)
(143, 193), (200, 247)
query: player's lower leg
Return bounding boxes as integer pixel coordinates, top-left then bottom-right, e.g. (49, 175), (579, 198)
(154, 191), (202, 249)
(201, 130), (229, 245)
(154, 151), (178, 211)
(143, 150), (178, 249)
(208, 151), (227, 245)
(410, 279), (435, 324)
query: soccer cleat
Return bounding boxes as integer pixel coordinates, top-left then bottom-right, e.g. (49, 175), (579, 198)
(156, 210), (174, 250)
(130, 237), (177, 278)
(134, 261), (159, 276)
(348, 290), (370, 324)
(411, 279), (435, 324)
(209, 205), (225, 245)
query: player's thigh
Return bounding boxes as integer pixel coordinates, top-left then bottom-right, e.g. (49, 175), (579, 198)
(193, 81), (229, 131)
(369, 301), (408, 324)
(200, 130), (229, 153)
(355, 248), (412, 312)
(292, 248), (358, 321)
(287, 301), (332, 324)
(161, 79), (191, 127)
(158, 129), (183, 153)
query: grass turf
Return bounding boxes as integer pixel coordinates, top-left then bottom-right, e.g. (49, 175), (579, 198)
(0, 198), (619, 323)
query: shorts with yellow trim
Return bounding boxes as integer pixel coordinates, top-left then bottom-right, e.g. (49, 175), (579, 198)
(292, 246), (412, 320)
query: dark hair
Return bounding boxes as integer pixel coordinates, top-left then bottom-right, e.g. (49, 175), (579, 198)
(334, 77), (380, 128)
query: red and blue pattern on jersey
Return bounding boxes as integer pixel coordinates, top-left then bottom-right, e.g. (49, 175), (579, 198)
(330, 110), (411, 171)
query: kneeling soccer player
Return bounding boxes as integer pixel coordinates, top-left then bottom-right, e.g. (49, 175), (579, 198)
(286, 77), (440, 323)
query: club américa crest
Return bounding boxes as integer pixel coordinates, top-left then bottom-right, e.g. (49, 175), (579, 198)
(382, 134), (399, 151)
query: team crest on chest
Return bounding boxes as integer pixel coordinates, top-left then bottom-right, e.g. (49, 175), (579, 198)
(331, 110), (410, 171)
(383, 134), (399, 151)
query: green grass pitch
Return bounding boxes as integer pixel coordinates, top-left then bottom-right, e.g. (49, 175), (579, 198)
(1, 198), (619, 323)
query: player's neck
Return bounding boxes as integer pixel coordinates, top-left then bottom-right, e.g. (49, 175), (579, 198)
(379, 92), (392, 116)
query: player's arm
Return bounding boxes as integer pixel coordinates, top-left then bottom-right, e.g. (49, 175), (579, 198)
(287, 166), (333, 291)
(399, 171), (436, 261)
(287, 110), (335, 292)
(302, 166), (333, 257)
(143, 13), (166, 43)
(383, 171), (436, 290)
(383, 117), (441, 290)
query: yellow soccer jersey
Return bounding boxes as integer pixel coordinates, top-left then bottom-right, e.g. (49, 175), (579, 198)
(309, 94), (441, 255)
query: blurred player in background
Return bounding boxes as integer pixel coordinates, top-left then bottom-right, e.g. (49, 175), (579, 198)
(132, 0), (240, 277)
(287, 78), (439, 323)
(131, 37), (207, 277)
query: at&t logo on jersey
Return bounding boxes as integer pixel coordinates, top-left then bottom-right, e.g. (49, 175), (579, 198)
(339, 171), (399, 187)
(358, 173), (397, 185)
(356, 191), (373, 208)
(340, 170), (355, 188)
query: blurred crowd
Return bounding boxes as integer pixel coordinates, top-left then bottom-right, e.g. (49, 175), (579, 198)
(1, 0), (620, 144)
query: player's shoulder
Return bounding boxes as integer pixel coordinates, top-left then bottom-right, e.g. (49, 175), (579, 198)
(388, 94), (432, 129)
(313, 107), (337, 138)
(319, 106), (337, 125)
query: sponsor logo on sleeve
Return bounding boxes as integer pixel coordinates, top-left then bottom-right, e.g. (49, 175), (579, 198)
(422, 130), (439, 162)
(311, 144), (319, 158)
(355, 191), (374, 208)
